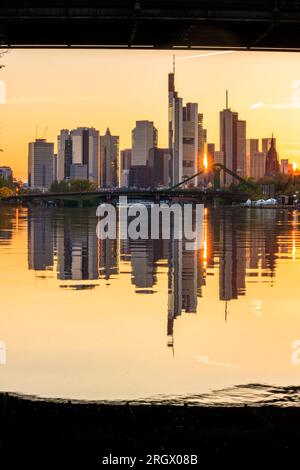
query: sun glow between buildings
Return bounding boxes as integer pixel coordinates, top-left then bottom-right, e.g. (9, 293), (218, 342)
(203, 153), (208, 171)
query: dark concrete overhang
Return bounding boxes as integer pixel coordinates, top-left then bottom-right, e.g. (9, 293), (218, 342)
(0, 1), (300, 51)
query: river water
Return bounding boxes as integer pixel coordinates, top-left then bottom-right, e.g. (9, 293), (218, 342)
(1, 205), (300, 406)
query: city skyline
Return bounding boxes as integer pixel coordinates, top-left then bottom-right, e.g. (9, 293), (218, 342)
(1, 49), (300, 180)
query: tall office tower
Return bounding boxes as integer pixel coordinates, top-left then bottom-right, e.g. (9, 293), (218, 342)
(70, 164), (88, 179)
(250, 151), (266, 180)
(198, 113), (207, 171)
(71, 127), (99, 184)
(182, 102), (198, 186)
(28, 138), (54, 190)
(219, 93), (246, 186)
(148, 147), (169, 187)
(281, 159), (292, 175)
(220, 107), (238, 186)
(100, 128), (119, 188)
(131, 120), (158, 166)
(0, 166), (13, 181)
(236, 120), (247, 178)
(214, 150), (224, 164)
(265, 135), (280, 176)
(53, 153), (58, 181)
(262, 136), (277, 155)
(129, 165), (152, 188)
(207, 143), (215, 168)
(168, 67), (183, 186)
(120, 149), (132, 188)
(246, 138), (259, 177)
(57, 129), (71, 181)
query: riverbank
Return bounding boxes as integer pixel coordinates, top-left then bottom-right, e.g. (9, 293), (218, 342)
(0, 393), (300, 452)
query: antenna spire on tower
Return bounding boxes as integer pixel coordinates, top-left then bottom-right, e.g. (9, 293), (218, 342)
(173, 54), (175, 75)
(226, 90), (229, 109)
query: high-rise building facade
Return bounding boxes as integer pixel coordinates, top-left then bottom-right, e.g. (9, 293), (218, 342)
(250, 151), (266, 180)
(57, 129), (71, 181)
(219, 108), (238, 186)
(148, 147), (169, 187)
(262, 137), (277, 155)
(0, 166), (13, 182)
(120, 149), (132, 188)
(281, 159), (293, 175)
(131, 121), (157, 166)
(71, 127), (99, 185)
(57, 127), (99, 184)
(246, 139), (259, 177)
(182, 103), (198, 185)
(198, 113), (207, 172)
(28, 138), (54, 190)
(100, 128), (119, 188)
(219, 102), (246, 186)
(236, 120), (247, 178)
(265, 136), (280, 176)
(207, 143), (215, 168)
(168, 70), (183, 186)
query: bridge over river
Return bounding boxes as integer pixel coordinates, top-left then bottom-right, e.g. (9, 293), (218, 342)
(5, 188), (249, 206)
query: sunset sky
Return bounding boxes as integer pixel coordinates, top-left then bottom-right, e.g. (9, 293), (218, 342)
(1, 48), (300, 181)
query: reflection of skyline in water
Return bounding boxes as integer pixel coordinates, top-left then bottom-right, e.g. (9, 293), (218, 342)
(1, 205), (300, 403)
(25, 207), (300, 347)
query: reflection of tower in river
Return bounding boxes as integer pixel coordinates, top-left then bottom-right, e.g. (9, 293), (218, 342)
(56, 212), (98, 281)
(219, 212), (246, 301)
(167, 236), (198, 345)
(28, 209), (54, 271)
(129, 239), (156, 291)
(247, 209), (279, 280)
(99, 238), (119, 280)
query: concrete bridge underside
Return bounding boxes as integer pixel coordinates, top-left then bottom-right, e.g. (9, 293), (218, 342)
(1, 1), (300, 51)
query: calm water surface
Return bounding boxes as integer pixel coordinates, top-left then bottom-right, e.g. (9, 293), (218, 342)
(1, 205), (300, 406)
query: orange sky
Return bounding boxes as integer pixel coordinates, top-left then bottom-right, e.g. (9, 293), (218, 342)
(1, 49), (300, 181)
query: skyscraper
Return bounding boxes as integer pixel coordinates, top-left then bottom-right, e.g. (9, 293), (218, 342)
(148, 147), (169, 187)
(262, 137), (277, 155)
(120, 149), (132, 188)
(219, 94), (246, 186)
(246, 138), (259, 177)
(28, 138), (54, 190)
(0, 166), (13, 182)
(182, 102), (198, 185)
(57, 129), (71, 181)
(236, 120), (247, 178)
(198, 113), (207, 172)
(57, 127), (99, 184)
(131, 120), (157, 166)
(71, 127), (99, 185)
(265, 135), (280, 176)
(220, 107), (238, 186)
(168, 65), (183, 186)
(100, 128), (119, 188)
(251, 151), (266, 180)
